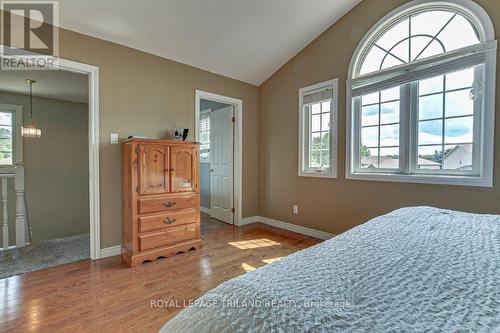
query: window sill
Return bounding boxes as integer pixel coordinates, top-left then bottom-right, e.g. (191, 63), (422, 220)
(299, 170), (337, 179)
(346, 171), (492, 187)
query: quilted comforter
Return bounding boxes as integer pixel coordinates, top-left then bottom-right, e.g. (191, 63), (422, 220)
(160, 207), (500, 332)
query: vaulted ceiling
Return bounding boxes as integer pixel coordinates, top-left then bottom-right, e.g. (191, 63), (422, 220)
(57, 0), (361, 85)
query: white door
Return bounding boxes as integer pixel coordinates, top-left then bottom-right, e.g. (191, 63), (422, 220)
(210, 105), (234, 224)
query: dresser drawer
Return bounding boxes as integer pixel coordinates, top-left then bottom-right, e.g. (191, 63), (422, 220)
(138, 194), (196, 214)
(139, 210), (198, 233)
(139, 224), (198, 251)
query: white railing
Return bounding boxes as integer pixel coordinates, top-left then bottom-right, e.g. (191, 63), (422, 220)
(1, 167), (28, 250)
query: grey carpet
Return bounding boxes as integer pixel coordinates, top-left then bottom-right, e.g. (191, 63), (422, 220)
(0, 233), (90, 279)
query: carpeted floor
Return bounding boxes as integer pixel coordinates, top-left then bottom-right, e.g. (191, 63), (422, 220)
(0, 233), (90, 279)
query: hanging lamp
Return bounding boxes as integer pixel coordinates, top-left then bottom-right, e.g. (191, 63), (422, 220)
(21, 79), (41, 139)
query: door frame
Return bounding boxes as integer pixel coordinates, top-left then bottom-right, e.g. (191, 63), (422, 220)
(0, 48), (101, 259)
(194, 90), (242, 226)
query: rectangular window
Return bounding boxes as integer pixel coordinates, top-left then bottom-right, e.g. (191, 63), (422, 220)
(349, 64), (488, 186)
(299, 79), (338, 178)
(199, 110), (210, 161)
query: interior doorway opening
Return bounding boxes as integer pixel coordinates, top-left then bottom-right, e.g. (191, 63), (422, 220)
(195, 91), (243, 226)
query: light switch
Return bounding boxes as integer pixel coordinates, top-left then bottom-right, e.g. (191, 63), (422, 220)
(110, 133), (119, 144)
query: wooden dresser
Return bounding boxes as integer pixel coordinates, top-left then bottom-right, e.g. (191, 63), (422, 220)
(122, 139), (202, 267)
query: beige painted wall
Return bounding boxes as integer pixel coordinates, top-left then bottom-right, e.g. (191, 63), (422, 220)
(259, 0), (500, 235)
(0, 92), (89, 243)
(56, 28), (259, 248)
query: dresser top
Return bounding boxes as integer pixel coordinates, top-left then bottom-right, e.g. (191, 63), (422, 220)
(123, 138), (200, 145)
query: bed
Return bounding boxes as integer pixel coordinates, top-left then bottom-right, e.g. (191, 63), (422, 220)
(160, 207), (500, 332)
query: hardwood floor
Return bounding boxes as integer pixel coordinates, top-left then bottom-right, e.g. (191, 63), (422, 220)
(0, 214), (321, 332)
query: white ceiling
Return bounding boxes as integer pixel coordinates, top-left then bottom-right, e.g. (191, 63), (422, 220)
(0, 70), (88, 103)
(57, 0), (361, 85)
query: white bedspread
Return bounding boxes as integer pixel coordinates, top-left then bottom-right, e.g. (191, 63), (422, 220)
(160, 207), (500, 332)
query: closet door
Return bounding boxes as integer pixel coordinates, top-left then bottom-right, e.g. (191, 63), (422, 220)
(170, 146), (197, 193)
(138, 144), (169, 195)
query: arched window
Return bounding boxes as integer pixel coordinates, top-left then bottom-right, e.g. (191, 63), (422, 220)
(346, 0), (496, 187)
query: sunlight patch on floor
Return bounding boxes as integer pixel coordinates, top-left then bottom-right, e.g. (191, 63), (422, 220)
(241, 263), (256, 272)
(262, 257), (283, 264)
(228, 239), (281, 250)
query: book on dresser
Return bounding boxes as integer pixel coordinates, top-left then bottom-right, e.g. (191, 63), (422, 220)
(121, 138), (202, 267)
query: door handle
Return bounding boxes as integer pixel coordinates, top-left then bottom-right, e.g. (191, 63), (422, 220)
(163, 217), (176, 225)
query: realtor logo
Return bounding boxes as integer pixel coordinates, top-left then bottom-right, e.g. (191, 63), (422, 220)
(0, 1), (59, 70)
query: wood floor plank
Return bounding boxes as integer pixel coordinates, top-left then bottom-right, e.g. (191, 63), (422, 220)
(0, 214), (321, 333)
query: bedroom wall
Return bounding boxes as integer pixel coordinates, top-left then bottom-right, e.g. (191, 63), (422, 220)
(0, 92), (89, 243)
(258, 0), (500, 235)
(54, 29), (259, 248)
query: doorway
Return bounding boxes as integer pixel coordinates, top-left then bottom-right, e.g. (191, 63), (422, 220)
(195, 91), (242, 226)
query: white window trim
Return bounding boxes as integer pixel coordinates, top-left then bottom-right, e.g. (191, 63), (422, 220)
(346, 0), (496, 187)
(298, 78), (338, 178)
(0, 103), (23, 174)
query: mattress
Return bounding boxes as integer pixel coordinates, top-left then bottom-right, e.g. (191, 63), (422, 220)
(160, 207), (500, 332)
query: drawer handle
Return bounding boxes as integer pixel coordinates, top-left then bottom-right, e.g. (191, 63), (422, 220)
(163, 217), (176, 225)
(163, 201), (177, 208)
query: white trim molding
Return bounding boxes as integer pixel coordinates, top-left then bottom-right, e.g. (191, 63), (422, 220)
(240, 216), (335, 240)
(100, 245), (122, 259)
(0, 46), (101, 259)
(195, 90), (243, 226)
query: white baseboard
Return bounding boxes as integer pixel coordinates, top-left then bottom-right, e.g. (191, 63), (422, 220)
(239, 216), (260, 225)
(100, 245), (122, 258)
(200, 206), (211, 214)
(239, 216), (335, 240)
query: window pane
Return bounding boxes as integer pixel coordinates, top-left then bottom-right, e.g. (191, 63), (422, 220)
(361, 127), (378, 147)
(321, 101), (331, 112)
(445, 116), (473, 144)
(321, 132), (330, 150)
(390, 39), (409, 63)
(380, 101), (399, 124)
(419, 120), (443, 145)
(310, 150), (321, 167)
(410, 35), (434, 61)
(321, 149), (330, 167)
(419, 75), (443, 96)
(445, 90), (473, 117)
(376, 18), (409, 51)
(442, 144), (473, 170)
(379, 147), (400, 169)
(411, 11), (454, 40)
(361, 148), (379, 169)
(381, 54), (405, 70)
(438, 15), (480, 52)
(418, 145), (443, 169)
(419, 94), (443, 120)
(446, 68), (474, 91)
(0, 151), (12, 166)
(311, 133), (321, 151)
(321, 113), (330, 131)
(416, 39), (445, 60)
(359, 46), (386, 75)
(0, 126), (12, 139)
(362, 92), (379, 105)
(311, 103), (321, 115)
(381, 87), (400, 102)
(311, 114), (321, 132)
(0, 138), (12, 151)
(362, 105), (378, 126)
(380, 124), (399, 146)
(0, 113), (12, 126)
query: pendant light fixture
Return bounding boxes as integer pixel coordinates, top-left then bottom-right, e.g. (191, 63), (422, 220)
(21, 79), (42, 139)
